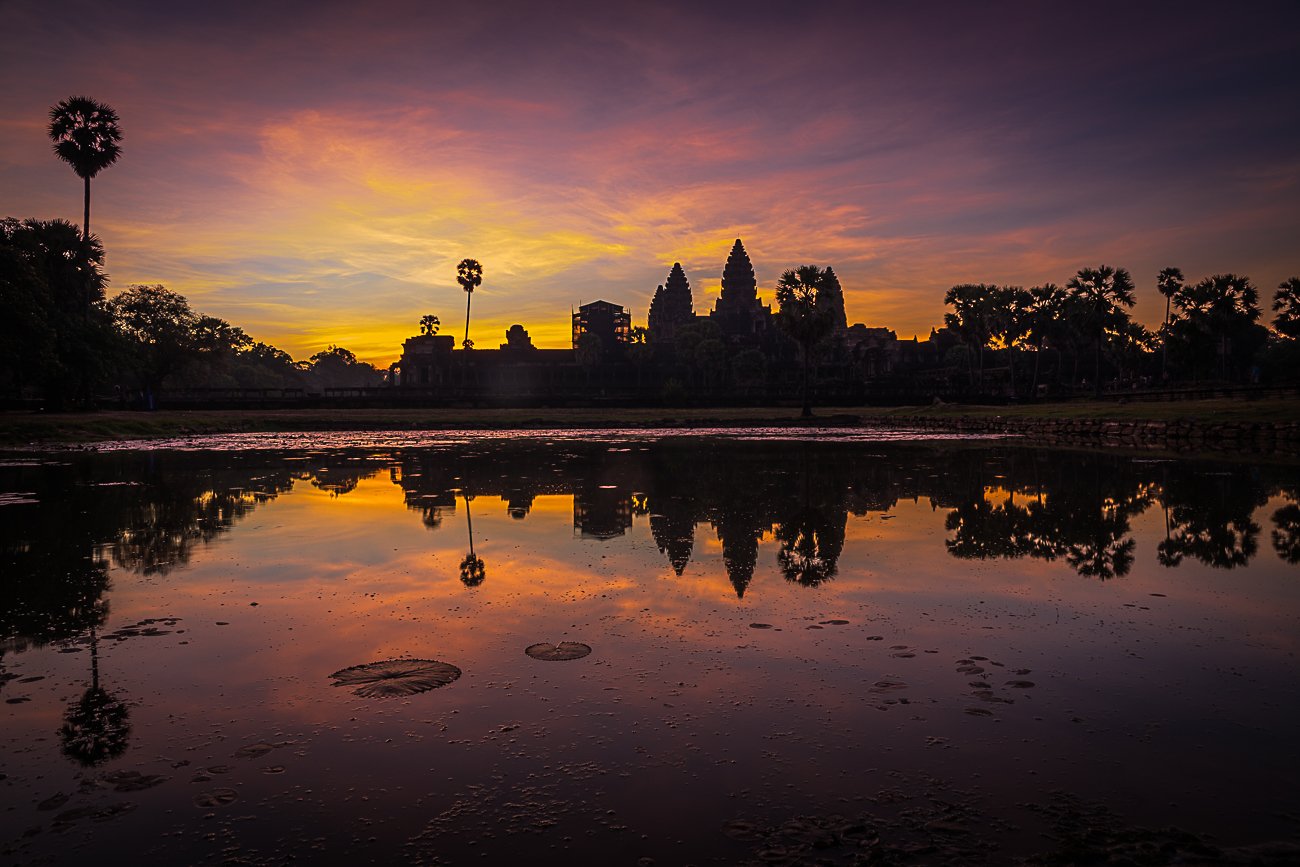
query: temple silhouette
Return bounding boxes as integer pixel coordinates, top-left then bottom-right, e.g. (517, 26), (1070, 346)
(392, 239), (962, 404)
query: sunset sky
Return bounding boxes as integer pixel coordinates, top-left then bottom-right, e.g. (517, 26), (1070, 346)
(2, 1), (1297, 364)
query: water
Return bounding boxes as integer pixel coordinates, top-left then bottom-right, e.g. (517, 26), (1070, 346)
(1, 433), (1298, 865)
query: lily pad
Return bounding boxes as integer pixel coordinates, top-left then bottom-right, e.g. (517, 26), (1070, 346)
(525, 642), (592, 661)
(329, 659), (462, 697)
(193, 788), (239, 808)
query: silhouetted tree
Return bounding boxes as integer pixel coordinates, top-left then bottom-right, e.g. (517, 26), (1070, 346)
(990, 285), (1032, 397)
(48, 97), (122, 241)
(1065, 265), (1135, 396)
(1156, 267), (1184, 379)
(307, 344), (383, 389)
(1272, 277), (1300, 339)
(1170, 273), (1262, 381)
(575, 332), (603, 377)
(0, 218), (112, 404)
(943, 283), (996, 390)
(456, 258), (482, 349)
(775, 265), (839, 417)
(1023, 283), (1065, 395)
(108, 284), (199, 407)
(420, 314), (441, 336)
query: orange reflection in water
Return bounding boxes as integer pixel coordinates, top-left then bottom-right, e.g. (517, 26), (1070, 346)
(2, 442), (1298, 865)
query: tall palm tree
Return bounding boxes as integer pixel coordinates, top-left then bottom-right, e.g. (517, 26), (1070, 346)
(456, 258), (482, 349)
(1065, 266), (1135, 397)
(48, 97), (123, 241)
(942, 283), (996, 390)
(1024, 283), (1064, 396)
(775, 265), (838, 417)
(1156, 267), (1184, 380)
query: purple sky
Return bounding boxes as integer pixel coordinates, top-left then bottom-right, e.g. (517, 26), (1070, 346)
(2, 1), (1297, 361)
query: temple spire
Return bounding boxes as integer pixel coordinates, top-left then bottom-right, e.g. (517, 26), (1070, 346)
(719, 239), (757, 309)
(648, 262), (695, 341)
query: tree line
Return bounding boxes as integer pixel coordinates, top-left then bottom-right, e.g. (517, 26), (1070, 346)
(0, 218), (384, 408)
(942, 266), (1300, 397)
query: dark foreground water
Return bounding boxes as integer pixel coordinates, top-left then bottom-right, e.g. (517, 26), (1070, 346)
(1, 431), (1298, 866)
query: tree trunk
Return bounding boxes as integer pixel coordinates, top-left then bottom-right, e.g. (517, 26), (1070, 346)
(464, 293), (472, 346)
(1007, 345), (1016, 399)
(1032, 345), (1042, 397)
(1094, 330), (1103, 398)
(801, 342), (812, 417)
(1161, 295), (1170, 381)
(83, 176), (91, 241)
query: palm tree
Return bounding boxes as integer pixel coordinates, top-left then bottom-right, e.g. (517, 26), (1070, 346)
(1065, 266), (1135, 397)
(1024, 283), (1064, 396)
(774, 265), (838, 417)
(456, 259), (482, 349)
(48, 97), (123, 241)
(1273, 277), (1300, 339)
(990, 285), (1032, 398)
(942, 283), (996, 391)
(419, 314), (441, 336)
(1156, 267), (1184, 380)
(1175, 274), (1259, 381)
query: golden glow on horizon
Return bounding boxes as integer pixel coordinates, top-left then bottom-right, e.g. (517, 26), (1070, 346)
(14, 97), (1296, 366)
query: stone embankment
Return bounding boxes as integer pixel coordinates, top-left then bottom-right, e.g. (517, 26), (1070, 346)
(889, 416), (1300, 455)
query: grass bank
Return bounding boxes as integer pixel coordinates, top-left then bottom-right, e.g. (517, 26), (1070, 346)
(1, 398), (1298, 447)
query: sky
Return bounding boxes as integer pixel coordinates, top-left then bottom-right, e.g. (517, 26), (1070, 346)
(2, 1), (1298, 364)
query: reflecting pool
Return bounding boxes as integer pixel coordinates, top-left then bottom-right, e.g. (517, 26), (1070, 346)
(2, 433), (1298, 865)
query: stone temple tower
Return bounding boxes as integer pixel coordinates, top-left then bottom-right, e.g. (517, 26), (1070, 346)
(648, 262), (695, 342)
(710, 239), (771, 338)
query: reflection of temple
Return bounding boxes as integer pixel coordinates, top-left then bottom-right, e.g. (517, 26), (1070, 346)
(650, 506), (695, 575)
(574, 487), (634, 540)
(5, 442), (1292, 656)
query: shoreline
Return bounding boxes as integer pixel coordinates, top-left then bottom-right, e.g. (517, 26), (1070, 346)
(2, 398), (1299, 454)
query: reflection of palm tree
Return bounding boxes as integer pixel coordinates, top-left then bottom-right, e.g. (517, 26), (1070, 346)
(1064, 535), (1136, 580)
(48, 97), (123, 242)
(1156, 471), (1262, 570)
(459, 493), (485, 587)
(60, 624), (131, 766)
(774, 448), (846, 587)
(775, 513), (844, 587)
(1272, 504), (1300, 565)
(456, 259), (482, 349)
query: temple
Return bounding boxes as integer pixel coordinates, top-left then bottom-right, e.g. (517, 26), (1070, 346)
(391, 237), (962, 404)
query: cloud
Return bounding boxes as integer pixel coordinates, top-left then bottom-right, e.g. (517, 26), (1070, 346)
(1, 1), (1297, 362)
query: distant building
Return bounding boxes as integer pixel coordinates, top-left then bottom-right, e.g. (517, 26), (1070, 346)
(572, 300), (631, 350)
(500, 324), (536, 352)
(395, 334), (454, 386)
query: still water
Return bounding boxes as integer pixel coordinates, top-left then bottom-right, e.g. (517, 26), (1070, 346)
(1, 432), (1298, 865)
